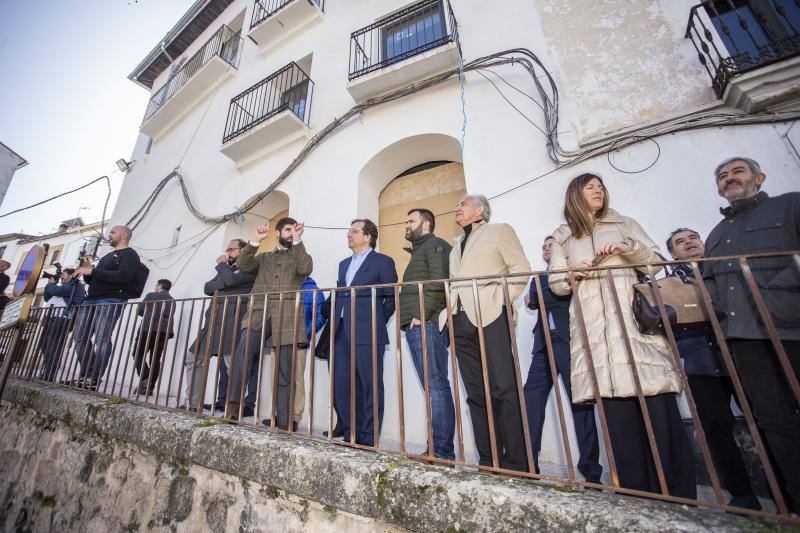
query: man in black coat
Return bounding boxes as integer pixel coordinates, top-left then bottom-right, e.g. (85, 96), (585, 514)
(133, 279), (175, 395)
(703, 156), (800, 511)
(522, 236), (601, 483)
(183, 239), (256, 412)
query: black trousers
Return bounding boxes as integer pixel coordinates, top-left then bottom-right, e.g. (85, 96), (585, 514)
(453, 310), (527, 472)
(523, 336), (602, 481)
(730, 339), (800, 511)
(132, 330), (169, 389)
(604, 393), (697, 499)
(687, 375), (755, 498)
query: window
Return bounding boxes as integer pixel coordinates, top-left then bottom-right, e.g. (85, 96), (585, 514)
(48, 245), (64, 265)
(281, 79), (309, 120)
(382, 2), (446, 62)
(704, 0), (800, 70)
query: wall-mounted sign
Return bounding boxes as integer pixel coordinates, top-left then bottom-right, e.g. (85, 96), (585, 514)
(13, 245), (46, 298)
(0, 294), (34, 331)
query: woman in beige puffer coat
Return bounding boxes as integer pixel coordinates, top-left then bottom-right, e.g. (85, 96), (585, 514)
(548, 173), (696, 499)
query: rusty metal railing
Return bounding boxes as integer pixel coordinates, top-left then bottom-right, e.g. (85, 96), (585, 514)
(1, 251), (799, 524)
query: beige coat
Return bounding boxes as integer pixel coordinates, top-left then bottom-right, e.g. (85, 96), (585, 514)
(548, 209), (682, 403)
(441, 221), (531, 329)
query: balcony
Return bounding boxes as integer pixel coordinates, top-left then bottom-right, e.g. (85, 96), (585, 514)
(686, 0), (800, 112)
(346, 0), (460, 102)
(140, 24), (242, 139)
(248, 0), (324, 51)
(220, 62), (313, 166)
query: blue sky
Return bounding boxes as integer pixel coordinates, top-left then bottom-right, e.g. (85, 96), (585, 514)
(0, 0), (194, 235)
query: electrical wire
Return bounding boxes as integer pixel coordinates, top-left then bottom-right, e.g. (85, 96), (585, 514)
(606, 137), (661, 174)
(0, 175), (111, 220)
(475, 70), (548, 136)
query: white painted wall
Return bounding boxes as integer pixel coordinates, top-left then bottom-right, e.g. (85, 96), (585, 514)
(108, 0), (800, 475)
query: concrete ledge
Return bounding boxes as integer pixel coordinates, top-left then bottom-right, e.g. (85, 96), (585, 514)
(1, 380), (766, 531)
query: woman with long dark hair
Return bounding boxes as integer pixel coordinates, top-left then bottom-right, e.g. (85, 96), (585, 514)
(548, 173), (696, 498)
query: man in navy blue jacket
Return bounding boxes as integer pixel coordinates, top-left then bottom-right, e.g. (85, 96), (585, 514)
(668, 227), (759, 510)
(333, 219), (397, 446)
(523, 236), (601, 483)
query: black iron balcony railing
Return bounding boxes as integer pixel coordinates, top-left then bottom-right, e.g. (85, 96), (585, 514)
(143, 25), (243, 123)
(250, 0), (324, 30)
(222, 62), (313, 144)
(2, 253), (800, 525)
(686, 0), (800, 97)
(348, 0), (459, 81)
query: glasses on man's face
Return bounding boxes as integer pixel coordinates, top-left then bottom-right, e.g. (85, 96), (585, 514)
(225, 248), (238, 253)
(347, 228), (363, 235)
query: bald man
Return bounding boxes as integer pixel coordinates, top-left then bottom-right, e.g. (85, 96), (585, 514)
(72, 225), (141, 389)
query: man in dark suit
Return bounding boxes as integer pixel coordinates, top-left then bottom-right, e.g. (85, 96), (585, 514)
(182, 239), (256, 412)
(333, 219), (397, 446)
(523, 236), (601, 483)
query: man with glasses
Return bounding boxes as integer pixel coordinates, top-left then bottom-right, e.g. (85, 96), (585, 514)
(332, 219), (397, 446)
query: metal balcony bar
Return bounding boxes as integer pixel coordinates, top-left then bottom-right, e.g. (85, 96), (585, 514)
(222, 62), (313, 144)
(348, 0), (459, 81)
(5, 252), (800, 525)
(250, 0), (324, 30)
(686, 0), (800, 97)
(143, 24), (243, 123)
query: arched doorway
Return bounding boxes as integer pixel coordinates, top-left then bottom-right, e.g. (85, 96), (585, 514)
(379, 161), (466, 276)
(358, 134), (465, 276)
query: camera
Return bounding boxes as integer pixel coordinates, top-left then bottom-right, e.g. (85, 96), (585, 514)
(41, 262), (63, 281)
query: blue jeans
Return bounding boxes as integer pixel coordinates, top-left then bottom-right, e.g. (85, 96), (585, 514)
(405, 321), (456, 459)
(74, 298), (125, 383)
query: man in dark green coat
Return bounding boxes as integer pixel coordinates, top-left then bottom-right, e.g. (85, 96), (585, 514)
(399, 208), (455, 460)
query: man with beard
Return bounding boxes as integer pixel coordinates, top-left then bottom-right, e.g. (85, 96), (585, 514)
(182, 239), (256, 413)
(72, 225), (141, 389)
(226, 217), (313, 427)
(703, 156), (800, 511)
(398, 208), (455, 460)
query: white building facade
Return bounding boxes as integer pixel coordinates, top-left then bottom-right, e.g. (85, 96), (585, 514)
(110, 0), (800, 469)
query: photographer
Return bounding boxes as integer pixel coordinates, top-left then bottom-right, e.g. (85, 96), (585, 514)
(39, 265), (85, 381)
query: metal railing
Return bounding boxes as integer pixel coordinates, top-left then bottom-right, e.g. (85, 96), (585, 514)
(348, 0), (459, 81)
(2, 252), (800, 525)
(222, 62), (314, 144)
(250, 0), (324, 30)
(686, 0), (800, 97)
(143, 24), (243, 123)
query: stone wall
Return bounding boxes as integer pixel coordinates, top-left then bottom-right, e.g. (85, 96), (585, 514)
(0, 380), (768, 532)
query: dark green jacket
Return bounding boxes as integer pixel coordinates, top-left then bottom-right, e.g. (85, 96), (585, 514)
(399, 233), (451, 328)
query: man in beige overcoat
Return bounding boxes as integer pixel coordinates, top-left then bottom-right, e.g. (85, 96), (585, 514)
(445, 194), (531, 472)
